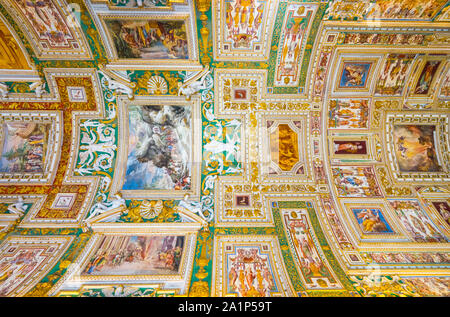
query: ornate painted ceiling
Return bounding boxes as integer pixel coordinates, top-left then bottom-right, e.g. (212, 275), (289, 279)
(0, 0), (449, 298)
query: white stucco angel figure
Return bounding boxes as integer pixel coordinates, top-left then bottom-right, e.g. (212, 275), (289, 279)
(7, 197), (28, 216)
(178, 194), (208, 222)
(101, 285), (141, 297)
(178, 65), (211, 100)
(29, 81), (46, 98)
(204, 132), (240, 161)
(100, 71), (134, 100)
(134, 0), (168, 8)
(84, 194), (127, 222)
(0, 82), (8, 98)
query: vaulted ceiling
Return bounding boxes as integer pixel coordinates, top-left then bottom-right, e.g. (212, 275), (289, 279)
(0, 0), (449, 297)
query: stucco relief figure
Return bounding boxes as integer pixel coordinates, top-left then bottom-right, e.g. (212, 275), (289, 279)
(178, 66), (211, 100)
(6, 197), (28, 216)
(84, 194), (127, 222)
(29, 81), (46, 98)
(0, 82), (8, 98)
(100, 71), (134, 100)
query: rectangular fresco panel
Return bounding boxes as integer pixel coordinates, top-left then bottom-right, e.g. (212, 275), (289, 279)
(364, 0), (448, 20)
(213, 236), (295, 296)
(332, 166), (383, 197)
(123, 105), (191, 191)
(402, 278), (450, 297)
(82, 235), (185, 276)
(224, 0), (265, 49)
(107, 0), (181, 8)
(389, 200), (446, 242)
(105, 19), (189, 60)
(351, 208), (394, 234)
(282, 209), (341, 289)
(13, 0), (75, 48)
(226, 246), (278, 297)
(328, 99), (369, 129)
(274, 4), (316, 86)
(0, 122), (50, 173)
(214, 0), (279, 60)
(413, 61), (442, 95)
(333, 140), (367, 155)
(375, 54), (415, 95)
(431, 201), (450, 227)
(367, 251), (449, 264)
(0, 236), (71, 297)
(268, 122), (302, 174)
(393, 125), (441, 172)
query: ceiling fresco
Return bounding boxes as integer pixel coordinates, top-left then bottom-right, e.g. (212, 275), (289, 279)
(0, 0), (449, 298)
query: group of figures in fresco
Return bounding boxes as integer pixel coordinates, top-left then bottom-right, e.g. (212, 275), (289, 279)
(15, 0), (74, 47)
(83, 235), (184, 276)
(124, 105), (191, 191)
(393, 125), (441, 172)
(224, 0), (264, 48)
(106, 19), (189, 60)
(283, 210), (339, 288)
(227, 247), (276, 297)
(364, 0), (447, 20)
(375, 54), (415, 95)
(0, 249), (39, 296)
(352, 208), (394, 234)
(0, 122), (49, 173)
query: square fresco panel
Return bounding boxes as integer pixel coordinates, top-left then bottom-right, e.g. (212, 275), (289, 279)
(351, 208), (394, 234)
(123, 105), (191, 191)
(0, 122), (50, 173)
(393, 125), (441, 172)
(82, 235), (185, 276)
(105, 19), (189, 60)
(338, 62), (372, 88)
